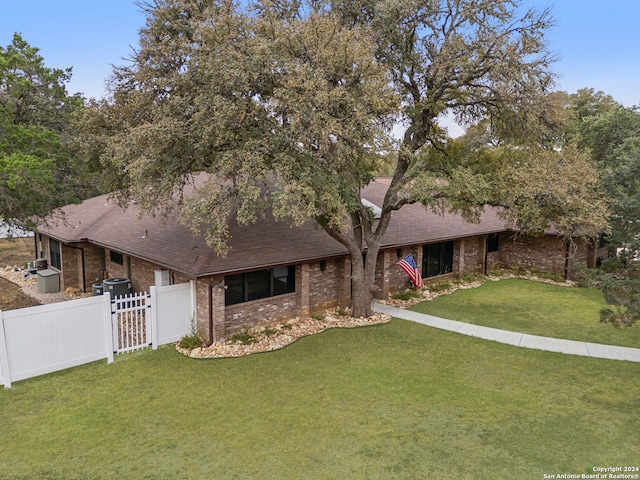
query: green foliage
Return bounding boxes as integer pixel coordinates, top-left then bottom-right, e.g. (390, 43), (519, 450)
(335, 307), (348, 317)
(177, 332), (204, 350)
(83, 0), (604, 318)
(391, 289), (422, 301)
(596, 259), (640, 327)
(0, 34), (98, 227)
(461, 272), (487, 284)
(230, 329), (257, 345)
(261, 326), (278, 337)
(428, 282), (452, 293)
(311, 312), (325, 321)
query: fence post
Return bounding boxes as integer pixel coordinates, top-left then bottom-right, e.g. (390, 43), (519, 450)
(150, 286), (158, 350)
(103, 292), (114, 364)
(0, 310), (12, 388)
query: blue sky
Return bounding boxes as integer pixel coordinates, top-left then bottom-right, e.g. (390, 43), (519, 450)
(2, 0), (639, 107)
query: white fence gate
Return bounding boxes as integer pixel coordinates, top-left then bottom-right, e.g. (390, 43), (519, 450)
(112, 292), (151, 354)
(0, 281), (195, 388)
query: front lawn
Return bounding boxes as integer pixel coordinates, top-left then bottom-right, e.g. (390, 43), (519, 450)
(1, 320), (638, 479)
(411, 278), (640, 348)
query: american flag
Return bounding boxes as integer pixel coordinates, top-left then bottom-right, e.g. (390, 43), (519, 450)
(395, 253), (423, 288)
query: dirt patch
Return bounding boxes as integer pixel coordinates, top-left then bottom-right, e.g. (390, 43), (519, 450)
(0, 276), (41, 310)
(0, 237), (40, 311)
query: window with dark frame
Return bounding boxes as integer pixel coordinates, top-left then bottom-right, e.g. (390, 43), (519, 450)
(487, 234), (500, 253)
(49, 238), (61, 270)
(225, 266), (296, 306)
(422, 241), (454, 278)
(110, 250), (124, 265)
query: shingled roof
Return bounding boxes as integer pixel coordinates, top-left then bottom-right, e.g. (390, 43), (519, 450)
(37, 178), (509, 277)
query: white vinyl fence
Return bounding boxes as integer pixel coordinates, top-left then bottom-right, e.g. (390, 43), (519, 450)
(0, 281), (195, 388)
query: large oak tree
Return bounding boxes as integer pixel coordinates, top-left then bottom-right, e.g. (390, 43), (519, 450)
(84, 0), (607, 317)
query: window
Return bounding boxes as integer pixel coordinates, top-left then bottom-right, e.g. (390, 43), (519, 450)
(487, 234), (499, 253)
(422, 241), (454, 278)
(225, 266), (296, 306)
(49, 238), (61, 270)
(110, 250), (124, 265)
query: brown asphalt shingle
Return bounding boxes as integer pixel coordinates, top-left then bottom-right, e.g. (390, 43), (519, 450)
(37, 178), (509, 277)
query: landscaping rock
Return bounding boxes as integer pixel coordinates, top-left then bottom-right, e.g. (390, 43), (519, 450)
(176, 309), (391, 359)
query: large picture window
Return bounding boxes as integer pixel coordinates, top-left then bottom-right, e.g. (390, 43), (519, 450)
(422, 241), (454, 278)
(49, 238), (61, 270)
(225, 266), (296, 306)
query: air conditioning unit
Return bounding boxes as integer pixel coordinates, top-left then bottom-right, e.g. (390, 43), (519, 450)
(155, 269), (170, 287)
(103, 278), (132, 297)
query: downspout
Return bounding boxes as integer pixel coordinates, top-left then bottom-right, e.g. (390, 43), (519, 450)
(33, 232), (38, 261)
(207, 284), (214, 346)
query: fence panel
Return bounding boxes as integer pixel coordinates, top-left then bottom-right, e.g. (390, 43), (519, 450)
(153, 282), (193, 346)
(1, 296), (112, 383)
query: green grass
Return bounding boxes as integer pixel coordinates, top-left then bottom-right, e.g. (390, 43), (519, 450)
(1, 321), (639, 479)
(411, 278), (640, 348)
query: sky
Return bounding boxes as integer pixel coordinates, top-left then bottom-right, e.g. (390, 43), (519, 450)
(1, 0), (639, 122)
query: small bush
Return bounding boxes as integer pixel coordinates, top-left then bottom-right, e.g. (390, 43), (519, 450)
(428, 282), (451, 293)
(311, 312), (325, 321)
(461, 273), (486, 284)
(178, 333), (205, 350)
(280, 322), (293, 330)
(392, 289), (421, 301)
(262, 326), (278, 337)
(335, 307), (348, 317)
(230, 329), (257, 345)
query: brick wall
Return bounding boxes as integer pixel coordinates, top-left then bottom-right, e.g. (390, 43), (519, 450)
(194, 258), (352, 342)
(60, 244), (81, 290)
(127, 255), (191, 293)
(308, 258), (346, 312)
(83, 243), (105, 289)
(494, 233), (566, 275)
(458, 236), (484, 274)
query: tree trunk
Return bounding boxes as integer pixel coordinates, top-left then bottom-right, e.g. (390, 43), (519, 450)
(350, 255), (374, 318)
(348, 238), (381, 318)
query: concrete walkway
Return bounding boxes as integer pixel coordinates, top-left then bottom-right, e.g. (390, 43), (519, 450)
(373, 302), (640, 363)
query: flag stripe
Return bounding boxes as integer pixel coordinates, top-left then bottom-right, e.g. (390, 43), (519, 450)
(395, 254), (423, 287)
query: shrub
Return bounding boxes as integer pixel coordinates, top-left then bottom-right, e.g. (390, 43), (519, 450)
(392, 289), (421, 301)
(335, 307), (348, 317)
(461, 272), (486, 284)
(178, 333), (204, 350)
(262, 326), (278, 337)
(428, 282), (451, 293)
(230, 329), (257, 345)
(311, 312), (325, 321)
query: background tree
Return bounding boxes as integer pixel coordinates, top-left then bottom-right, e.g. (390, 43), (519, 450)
(557, 88), (640, 326)
(83, 0), (608, 317)
(0, 33), (96, 232)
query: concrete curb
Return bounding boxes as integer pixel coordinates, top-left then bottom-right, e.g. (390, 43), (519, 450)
(373, 302), (640, 363)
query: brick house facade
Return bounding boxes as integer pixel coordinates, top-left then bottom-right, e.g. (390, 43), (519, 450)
(35, 178), (607, 343)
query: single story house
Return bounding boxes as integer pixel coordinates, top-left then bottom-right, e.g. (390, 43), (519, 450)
(34, 177), (607, 343)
